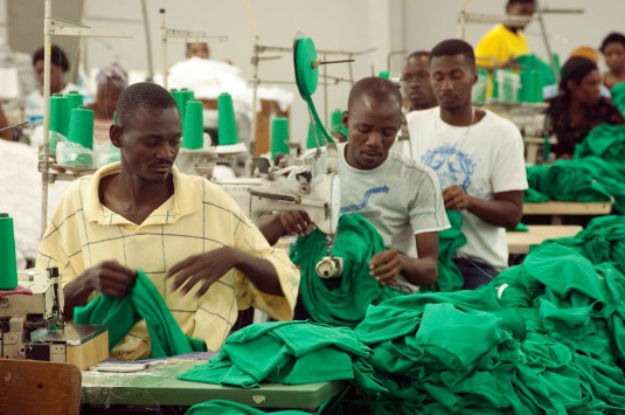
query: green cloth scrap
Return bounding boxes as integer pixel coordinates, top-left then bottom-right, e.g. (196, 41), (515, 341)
(74, 270), (205, 358)
(289, 213), (402, 327)
(525, 123), (625, 213)
(420, 210), (467, 293)
(178, 320), (387, 397)
(185, 400), (310, 415)
(611, 81), (625, 116)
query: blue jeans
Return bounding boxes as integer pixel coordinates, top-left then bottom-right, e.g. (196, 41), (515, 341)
(454, 258), (500, 290)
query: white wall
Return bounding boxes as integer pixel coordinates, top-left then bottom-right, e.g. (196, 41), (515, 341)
(404, 0), (625, 73)
(82, 0), (397, 143)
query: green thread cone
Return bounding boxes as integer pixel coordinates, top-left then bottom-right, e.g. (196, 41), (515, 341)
(378, 71), (390, 79)
(271, 116), (290, 159)
(217, 93), (239, 145)
(182, 100), (204, 149)
(520, 69), (533, 103)
(66, 91), (84, 109)
(50, 94), (70, 136)
(330, 109), (342, 131)
(68, 107), (94, 150)
(531, 70), (543, 102)
(0, 213), (17, 290)
(180, 88), (194, 122)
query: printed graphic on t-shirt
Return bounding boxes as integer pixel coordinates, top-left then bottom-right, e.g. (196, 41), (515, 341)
(422, 144), (483, 195)
(340, 185), (390, 214)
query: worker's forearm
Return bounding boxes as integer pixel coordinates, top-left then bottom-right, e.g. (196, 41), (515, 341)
(467, 197), (522, 228)
(62, 274), (94, 321)
(233, 249), (283, 296)
(258, 214), (286, 246)
(399, 255), (438, 287)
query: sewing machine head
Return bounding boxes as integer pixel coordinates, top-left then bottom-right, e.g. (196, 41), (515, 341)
(217, 144), (340, 238)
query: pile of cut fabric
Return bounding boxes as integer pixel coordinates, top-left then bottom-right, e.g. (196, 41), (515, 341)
(525, 124), (625, 213)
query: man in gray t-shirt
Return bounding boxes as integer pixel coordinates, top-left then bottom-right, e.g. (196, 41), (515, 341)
(261, 77), (449, 292)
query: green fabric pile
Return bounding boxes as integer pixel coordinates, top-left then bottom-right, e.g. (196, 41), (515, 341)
(74, 270), (205, 358)
(184, 400), (311, 415)
(525, 124), (625, 213)
(538, 215), (625, 274)
(420, 210), (466, 292)
(289, 213), (402, 327)
(178, 320), (386, 397)
(352, 243), (625, 414)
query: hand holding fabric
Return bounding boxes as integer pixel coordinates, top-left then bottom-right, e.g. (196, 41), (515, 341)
(166, 247), (239, 297)
(443, 185), (473, 210)
(83, 260), (138, 298)
(369, 249), (401, 285)
(278, 211), (315, 237)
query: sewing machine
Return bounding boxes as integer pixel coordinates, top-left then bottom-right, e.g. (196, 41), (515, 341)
(0, 268), (108, 369)
(216, 145), (343, 278)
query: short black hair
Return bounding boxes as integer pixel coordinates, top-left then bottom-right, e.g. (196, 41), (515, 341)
(559, 57), (598, 94)
(347, 77), (402, 111)
(600, 32), (625, 53)
(32, 44), (70, 72)
(116, 82), (179, 128)
(430, 39), (476, 68)
(507, 0), (535, 5)
(406, 50), (430, 60)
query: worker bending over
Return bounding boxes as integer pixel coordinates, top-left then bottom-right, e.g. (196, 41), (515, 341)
(405, 39), (527, 289)
(36, 83), (299, 360)
(261, 77), (449, 294)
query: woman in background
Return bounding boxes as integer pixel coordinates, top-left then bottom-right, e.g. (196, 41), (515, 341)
(545, 57), (625, 159)
(24, 44), (78, 125)
(87, 63), (128, 145)
(600, 32), (625, 89)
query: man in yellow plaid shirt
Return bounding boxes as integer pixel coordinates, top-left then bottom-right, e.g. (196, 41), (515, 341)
(36, 82), (299, 360)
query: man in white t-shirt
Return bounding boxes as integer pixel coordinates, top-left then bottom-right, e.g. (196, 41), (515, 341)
(261, 77), (449, 295)
(405, 39), (528, 289)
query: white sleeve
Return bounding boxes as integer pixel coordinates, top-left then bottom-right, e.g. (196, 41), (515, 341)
(409, 168), (450, 235)
(491, 125), (528, 193)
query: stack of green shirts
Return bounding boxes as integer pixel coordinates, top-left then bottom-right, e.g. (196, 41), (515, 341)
(352, 243), (625, 414)
(178, 320), (387, 397)
(289, 214), (402, 327)
(184, 400), (312, 415)
(526, 124), (625, 213)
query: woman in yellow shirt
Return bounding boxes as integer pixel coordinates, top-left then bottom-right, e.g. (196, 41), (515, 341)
(475, 0), (535, 68)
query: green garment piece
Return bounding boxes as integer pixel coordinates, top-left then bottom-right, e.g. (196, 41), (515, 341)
(516, 54), (558, 87)
(74, 270), (205, 358)
(289, 214), (402, 327)
(178, 320), (387, 397)
(513, 222), (529, 232)
(421, 210), (467, 292)
(185, 400), (311, 415)
(611, 81), (625, 116)
(526, 123), (625, 213)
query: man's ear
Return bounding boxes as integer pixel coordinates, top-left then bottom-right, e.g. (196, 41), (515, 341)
(342, 110), (349, 129)
(110, 124), (123, 148)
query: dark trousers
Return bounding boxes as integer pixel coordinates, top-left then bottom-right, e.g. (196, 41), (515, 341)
(454, 258), (500, 290)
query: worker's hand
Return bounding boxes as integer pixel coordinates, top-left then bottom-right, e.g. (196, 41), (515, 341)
(166, 247), (240, 297)
(83, 261), (137, 298)
(443, 185), (473, 210)
(278, 211), (315, 237)
(369, 249), (401, 285)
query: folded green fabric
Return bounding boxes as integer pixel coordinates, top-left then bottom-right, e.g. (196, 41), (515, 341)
(611, 82), (625, 116)
(178, 320), (387, 397)
(74, 270), (205, 358)
(185, 400), (310, 415)
(289, 213), (402, 327)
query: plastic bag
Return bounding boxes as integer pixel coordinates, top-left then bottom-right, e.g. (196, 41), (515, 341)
(56, 140), (93, 168)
